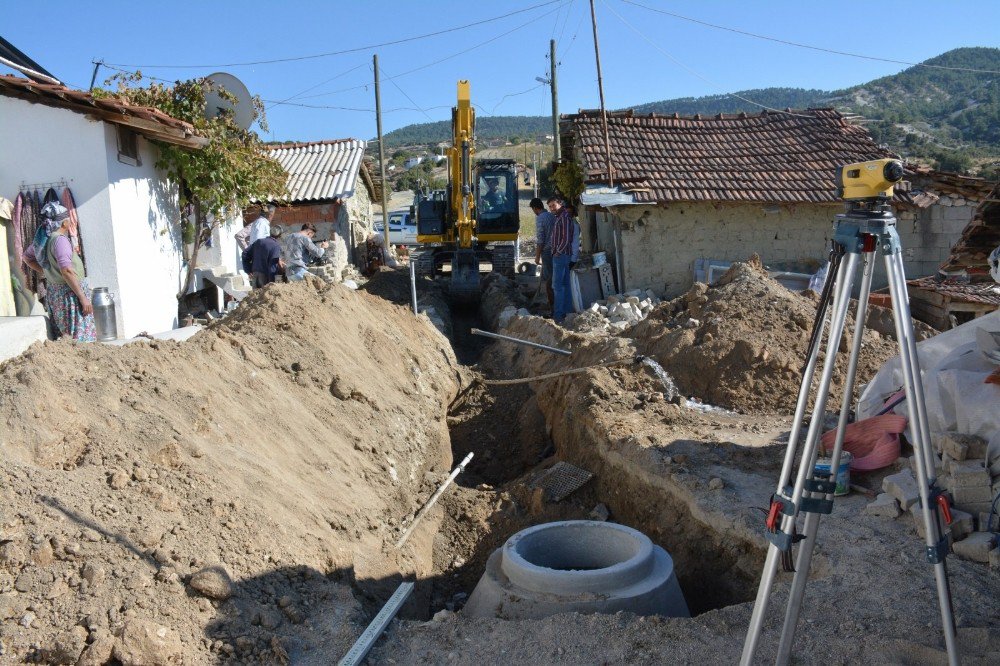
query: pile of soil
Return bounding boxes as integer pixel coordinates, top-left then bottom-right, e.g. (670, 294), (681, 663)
(627, 257), (899, 415)
(0, 281), (461, 664)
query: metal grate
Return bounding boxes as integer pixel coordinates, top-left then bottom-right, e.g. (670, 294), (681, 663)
(532, 461), (593, 501)
(598, 264), (616, 299)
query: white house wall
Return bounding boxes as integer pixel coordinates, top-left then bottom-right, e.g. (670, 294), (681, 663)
(0, 96), (118, 325)
(103, 124), (186, 336)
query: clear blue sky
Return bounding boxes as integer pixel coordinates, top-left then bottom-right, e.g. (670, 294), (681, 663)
(4, 0), (999, 142)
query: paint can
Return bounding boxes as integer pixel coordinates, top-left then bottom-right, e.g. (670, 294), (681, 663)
(814, 451), (852, 496)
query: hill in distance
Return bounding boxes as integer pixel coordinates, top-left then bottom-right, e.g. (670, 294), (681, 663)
(380, 47), (1000, 176)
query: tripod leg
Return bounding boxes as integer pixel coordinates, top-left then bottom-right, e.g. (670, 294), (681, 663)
(741, 250), (847, 665)
(776, 243), (877, 665)
(740, 252), (856, 666)
(884, 249), (960, 665)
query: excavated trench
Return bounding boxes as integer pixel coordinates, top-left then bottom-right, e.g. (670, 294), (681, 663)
(422, 275), (766, 619)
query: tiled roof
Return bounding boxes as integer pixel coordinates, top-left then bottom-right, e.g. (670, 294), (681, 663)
(940, 181), (1000, 274)
(561, 108), (890, 204)
(0, 74), (206, 148)
(908, 276), (1000, 306)
(265, 139), (370, 203)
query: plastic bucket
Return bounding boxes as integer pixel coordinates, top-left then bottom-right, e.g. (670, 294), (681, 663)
(814, 451), (852, 496)
(593, 251), (607, 267)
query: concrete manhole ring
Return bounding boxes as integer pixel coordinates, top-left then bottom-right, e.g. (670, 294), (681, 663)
(463, 520), (690, 619)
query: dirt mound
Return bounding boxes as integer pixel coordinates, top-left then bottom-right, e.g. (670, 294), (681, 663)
(626, 259), (900, 414)
(0, 281), (460, 663)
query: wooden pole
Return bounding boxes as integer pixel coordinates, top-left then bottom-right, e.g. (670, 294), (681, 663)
(374, 54), (391, 251)
(589, 0), (614, 187)
(550, 39), (561, 162)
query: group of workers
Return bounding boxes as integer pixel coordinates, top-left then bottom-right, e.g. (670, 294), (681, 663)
(237, 207), (329, 288)
(531, 196), (580, 324)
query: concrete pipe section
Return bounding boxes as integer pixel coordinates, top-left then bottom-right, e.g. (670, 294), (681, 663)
(463, 520), (689, 619)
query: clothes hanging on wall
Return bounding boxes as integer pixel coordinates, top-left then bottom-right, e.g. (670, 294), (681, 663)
(60, 187), (85, 263)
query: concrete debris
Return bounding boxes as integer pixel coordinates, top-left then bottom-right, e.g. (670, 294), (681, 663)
(883, 470), (920, 510)
(589, 503), (611, 521)
(564, 289), (663, 334)
(864, 493), (900, 519)
(953, 532), (997, 563)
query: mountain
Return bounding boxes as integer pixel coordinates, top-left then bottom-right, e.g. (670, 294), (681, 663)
(380, 48), (1000, 175)
(382, 116), (553, 148)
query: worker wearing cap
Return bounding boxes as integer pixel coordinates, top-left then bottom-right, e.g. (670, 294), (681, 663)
(242, 225), (285, 288)
(481, 177), (506, 211)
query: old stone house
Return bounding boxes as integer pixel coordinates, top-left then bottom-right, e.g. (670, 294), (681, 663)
(260, 139), (382, 264)
(559, 108), (989, 297)
(906, 181), (1000, 328)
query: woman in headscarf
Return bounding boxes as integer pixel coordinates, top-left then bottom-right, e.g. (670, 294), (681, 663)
(22, 202), (96, 342)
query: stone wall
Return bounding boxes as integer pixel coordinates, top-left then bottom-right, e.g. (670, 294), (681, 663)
(605, 202), (836, 298)
(600, 195), (979, 298)
(270, 186), (374, 265)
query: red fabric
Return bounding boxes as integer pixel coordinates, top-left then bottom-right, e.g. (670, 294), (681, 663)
(821, 414), (907, 472)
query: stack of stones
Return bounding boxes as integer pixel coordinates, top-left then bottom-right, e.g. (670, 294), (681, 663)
(867, 432), (998, 568)
(305, 263), (340, 283)
(581, 289), (663, 331)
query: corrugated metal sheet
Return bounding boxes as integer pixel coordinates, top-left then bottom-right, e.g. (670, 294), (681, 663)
(266, 139), (367, 203)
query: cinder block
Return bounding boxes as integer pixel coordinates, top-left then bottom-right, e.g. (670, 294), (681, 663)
(951, 461), (990, 488)
(955, 500), (994, 516)
(939, 434), (969, 461)
(952, 485), (994, 505)
(950, 509), (975, 540)
(884, 470), (920, 510)
(864, 493), (900, 519)
(953, 532), (996, 563)
(978, 512), (999, 532)
(943, 433), (988, 460)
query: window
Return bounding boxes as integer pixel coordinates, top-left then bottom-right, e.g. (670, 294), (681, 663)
(117, 126), (141, 166)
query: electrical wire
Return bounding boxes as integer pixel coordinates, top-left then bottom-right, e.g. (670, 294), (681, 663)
(378, 63), (434, 122)
(103, 0), (567, 69)
(620, 0), (1000, 75)
(601, 0), (815, 118)
(265, 62), (368, 110)
(490, 83), (547, 114)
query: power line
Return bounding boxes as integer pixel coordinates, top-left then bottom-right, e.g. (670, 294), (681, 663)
(490, 83), (547, 114)
(602, 0), (814, 118)
(265, 62), (368, 110)
(104, 0), (566, 69)
(620, 0), (1000, 75)
(378, 63), (434, 122)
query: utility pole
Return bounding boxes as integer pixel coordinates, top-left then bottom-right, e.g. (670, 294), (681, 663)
(588, 0), (614, 187)
(374, 54), (391, 251)
(549, 39), (561, 162)
(532, 152), (538, 198)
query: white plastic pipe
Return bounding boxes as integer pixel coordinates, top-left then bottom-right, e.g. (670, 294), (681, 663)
(396, 452), (473, 548)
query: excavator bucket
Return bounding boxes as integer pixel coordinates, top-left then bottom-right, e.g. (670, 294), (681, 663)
(449, 248), (481, 305)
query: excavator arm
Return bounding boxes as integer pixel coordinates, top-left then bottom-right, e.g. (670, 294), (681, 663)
(448, 80), (476, 249)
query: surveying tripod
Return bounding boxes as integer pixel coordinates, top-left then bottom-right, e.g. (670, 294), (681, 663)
(740, 195), (960, 665)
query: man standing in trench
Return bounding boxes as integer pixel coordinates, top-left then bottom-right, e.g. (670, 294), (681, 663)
(531, 197), (555, 317)
(284, 223), (329, 282)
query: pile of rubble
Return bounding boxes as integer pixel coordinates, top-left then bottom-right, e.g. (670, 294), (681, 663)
(869, 432), (999, 566)
(565, 289), (663, 333)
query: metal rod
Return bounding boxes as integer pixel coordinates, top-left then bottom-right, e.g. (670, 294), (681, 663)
(410, 259), (418, 315)
(777, 247), (876, 665)
(470, 327), (572, 356)
(396, 452), (473, 549)
(588, 0), (614, 187)
(337, 581), (414, 666)
(885, 251), (959, 665)
(373, 54), (391, 252)
(550, 38), (561, 161)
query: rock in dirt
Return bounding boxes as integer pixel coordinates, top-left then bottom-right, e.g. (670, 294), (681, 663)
(77, 628), (115, 666)
(188, 566), (233, 600)
(113, 620), (183, 666)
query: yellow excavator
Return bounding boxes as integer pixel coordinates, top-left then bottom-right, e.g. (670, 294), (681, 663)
(411, 80), (519, 302)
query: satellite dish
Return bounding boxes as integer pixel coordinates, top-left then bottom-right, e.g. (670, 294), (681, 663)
(203, 72), (254, 130)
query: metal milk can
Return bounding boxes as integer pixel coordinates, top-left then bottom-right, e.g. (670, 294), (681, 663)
(91, 287), (118, 341)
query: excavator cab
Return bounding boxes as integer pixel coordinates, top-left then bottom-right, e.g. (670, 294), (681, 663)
(475, 160), (520, 237)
